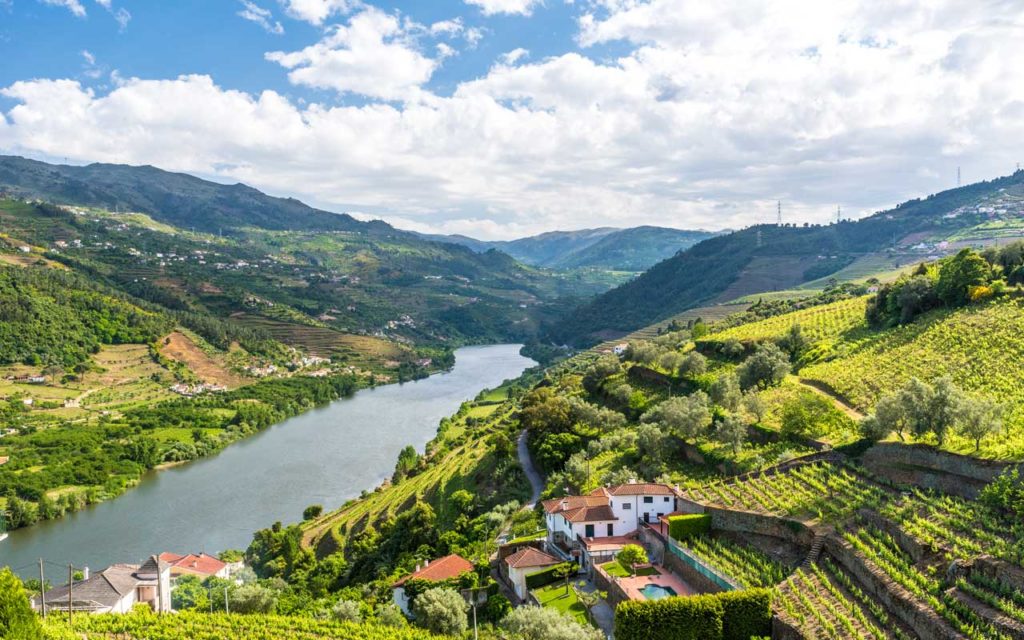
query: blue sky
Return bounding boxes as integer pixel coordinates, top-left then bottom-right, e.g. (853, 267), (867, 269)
(1, 1), (1023, 239)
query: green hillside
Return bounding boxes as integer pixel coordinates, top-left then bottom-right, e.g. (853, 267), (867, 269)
(552, 170), (1024, 345)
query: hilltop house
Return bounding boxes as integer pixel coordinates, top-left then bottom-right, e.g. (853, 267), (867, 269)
(502, 547), (561, 600)
(158, 552), (230, 580)
(391, 554), (474, 615)
(542, 481), (681, 569)
(32, 556), (171, 615)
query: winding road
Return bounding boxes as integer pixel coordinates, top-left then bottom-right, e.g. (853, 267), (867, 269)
(517, 429), (544, 508)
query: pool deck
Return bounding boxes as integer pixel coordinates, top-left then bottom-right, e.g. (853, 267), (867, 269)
(617, 565), (697, 601)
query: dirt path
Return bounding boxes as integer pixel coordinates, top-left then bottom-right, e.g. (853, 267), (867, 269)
(798, 378), (865, 420)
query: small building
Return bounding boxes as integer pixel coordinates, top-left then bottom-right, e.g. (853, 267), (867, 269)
(158, 552), (230, 580)
(391, 554), (473, 615)
(503, 547), (561, 600)
(33, 556), (171, 615)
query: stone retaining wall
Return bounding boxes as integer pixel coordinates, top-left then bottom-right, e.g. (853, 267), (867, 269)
(772, 615), (807, 640)
(862, 443), (1015, 499)
(704, 505), (815, 549)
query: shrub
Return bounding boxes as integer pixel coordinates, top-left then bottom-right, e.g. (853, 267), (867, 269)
(613, 589), (771, 640)
(668, 514), (711, 540)
(502, 606), (604, 640)
(303, 504), (324, 520)
(0, 568), (42, 640)
(717, 589), (773, 640)
(618, 544), (649, 569)
(412, 587), (468, 636)
(615, 594), (724, 640)
(525, 562), (577, 590)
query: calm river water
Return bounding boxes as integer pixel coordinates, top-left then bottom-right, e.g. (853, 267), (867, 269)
(1, 344), (534, 576)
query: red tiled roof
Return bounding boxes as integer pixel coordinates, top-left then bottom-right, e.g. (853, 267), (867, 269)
(159, 552), (226, 577)
(505, 547), (561, 569)
(562, 504), (616, 523)
(393, 554), (473, 587)
(605, 483), (678, 496)
(541, 495), (607, 514)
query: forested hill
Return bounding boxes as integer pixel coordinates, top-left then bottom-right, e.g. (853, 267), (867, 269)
(422, 226), (717, 271)
(0, 155), (386, 234)
(551, 170), (1024, 345)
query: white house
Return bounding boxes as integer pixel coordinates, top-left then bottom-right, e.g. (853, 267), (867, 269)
(542, 481), (681, 568)
(33, 556), (171, 615)
(503, 547), (562, 600)
(391, 554), (473, 616)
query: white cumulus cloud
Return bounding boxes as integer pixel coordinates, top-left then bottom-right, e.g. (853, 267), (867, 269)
(279, 0), (357, 25)
(39, 0), (86, 17)
(266, 7), (436, 101)
(464, 0), (542, 16)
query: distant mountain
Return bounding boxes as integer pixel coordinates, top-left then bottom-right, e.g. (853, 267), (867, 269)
(0, 155), (381, 234)
(551, 171), (1024, 345)
(423, 226), (718, 271)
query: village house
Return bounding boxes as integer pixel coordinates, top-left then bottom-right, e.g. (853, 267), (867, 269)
(391, 554), (473, 615)
(502, 547), (561, 600)
(33, 556), (172, 615)
(158, 552), (231, 580)
(542, 481), (681, 569)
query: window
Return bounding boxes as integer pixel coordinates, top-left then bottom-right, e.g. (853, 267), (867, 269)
(664, 497), (671, 502)
(607, 524), (614, 536)
(622, 502), (631, 510)
(585, 524), (595, 538)
(643, 496), (653, 504)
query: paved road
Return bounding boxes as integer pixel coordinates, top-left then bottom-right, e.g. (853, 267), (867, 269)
(517, 429), (544, 508)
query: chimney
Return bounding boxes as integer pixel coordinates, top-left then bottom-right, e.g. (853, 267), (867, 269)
(83, 567), (90, 580)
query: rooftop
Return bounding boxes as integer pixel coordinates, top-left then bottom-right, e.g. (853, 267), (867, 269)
(505, 547), (561, 569)
(393, 554), (473, 587)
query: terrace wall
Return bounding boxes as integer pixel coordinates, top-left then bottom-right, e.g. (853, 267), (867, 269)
(703, 505), (815, 549)
(823, 535), (961, 640)
(971, 556), (1024, 593)
(662, 540), (731, 594)
(771, 615), (807, 640)
(862, 443), (1014, 499)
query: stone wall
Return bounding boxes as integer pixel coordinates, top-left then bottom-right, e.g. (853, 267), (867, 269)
(772, 615), (807, 640)
(704, 505), (815, 549)
(857, 509), (928, 563)
(971, 556), (1024, 593)
(823, 535), (960, 640)
(862, 443), (1015, 499)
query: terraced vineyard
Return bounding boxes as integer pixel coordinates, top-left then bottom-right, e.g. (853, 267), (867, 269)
(777, 559), (914, 640)
(956, 573), (1024, 628)
(879, 488), (1024, 563)
(42, 611), (449, 640)
(234, 314), (406, 364)
(682, 461), (889, 523)
(802, 298), (1024, 458)
(843, 526), (1011, 640)
(304, 392), (522, 556)
(699, 296), (869, 347)
(683, 535), (791, 588)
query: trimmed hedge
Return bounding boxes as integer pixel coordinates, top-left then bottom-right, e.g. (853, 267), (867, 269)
(525, 562), (576, 590)
(615, 594), (723, 640)
(668, 514), (711, 540)
(614, 588), (772, 640)
(718, 589), (773, 640)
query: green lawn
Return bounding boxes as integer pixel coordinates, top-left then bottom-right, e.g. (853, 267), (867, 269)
(599, 560), (658, 578)
(506, 530), (546, 544)
(533, 582), (588, 625)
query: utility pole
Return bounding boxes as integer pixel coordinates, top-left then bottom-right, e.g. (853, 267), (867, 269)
(156, 559), (164, 615)
(67, 565), (73, 626)
(38, 559), (46, 618)
(225, 585), (230, 614)
(837, 205), (841, 224)
(777, 200), (782, 226)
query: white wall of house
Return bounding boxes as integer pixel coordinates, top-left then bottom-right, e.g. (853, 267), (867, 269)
(508, 566), (531, 600)
(393, 586), (411, 615)
(609, 494), (676, 531)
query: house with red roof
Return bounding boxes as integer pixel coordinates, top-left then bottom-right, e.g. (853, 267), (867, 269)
(503, 546), (562, 600)
(391, 554), (474, 615)
(542, 480), (681, 569)
(158, 552), (230, 580)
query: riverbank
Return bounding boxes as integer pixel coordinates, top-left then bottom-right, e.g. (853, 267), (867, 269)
(2, 345), (534, 575)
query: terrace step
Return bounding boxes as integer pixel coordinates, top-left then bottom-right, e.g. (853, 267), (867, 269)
(802, 532), (827, 569)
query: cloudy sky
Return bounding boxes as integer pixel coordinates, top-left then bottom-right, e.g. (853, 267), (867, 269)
(1, 0), (1022, 239)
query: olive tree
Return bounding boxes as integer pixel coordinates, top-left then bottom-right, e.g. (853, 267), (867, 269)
(737, 343), (790, 390)
(413, 587), (468, 636)
(641, 392), (711, 443)
(501, 606), (604, 640)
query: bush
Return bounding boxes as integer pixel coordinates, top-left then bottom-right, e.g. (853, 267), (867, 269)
(667, 514), (711, 540)
(502, 606), (604, 640)
(613, 589), (772, 640)
(303, 504), (324, 520)
(412, 587), (467, 636)
(618, 544), (648, 568)
(0, 568), (42, 640)
(717, 589), (773, 640)
(615, 594), (724, 640)
(525, 562), (577, 590)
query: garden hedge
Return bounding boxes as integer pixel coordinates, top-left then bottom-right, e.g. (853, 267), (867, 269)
(668, 514), (711, 540)
(613, 589), (772, 640)
(525, 562), (576, 590)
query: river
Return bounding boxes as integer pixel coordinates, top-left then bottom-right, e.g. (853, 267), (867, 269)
(1, 344), (534, 576)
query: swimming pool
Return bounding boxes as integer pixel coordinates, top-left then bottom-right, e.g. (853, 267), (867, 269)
(640, 584), (678, 600)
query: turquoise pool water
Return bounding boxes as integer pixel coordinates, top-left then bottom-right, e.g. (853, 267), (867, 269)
(640, 584), (678, 600)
